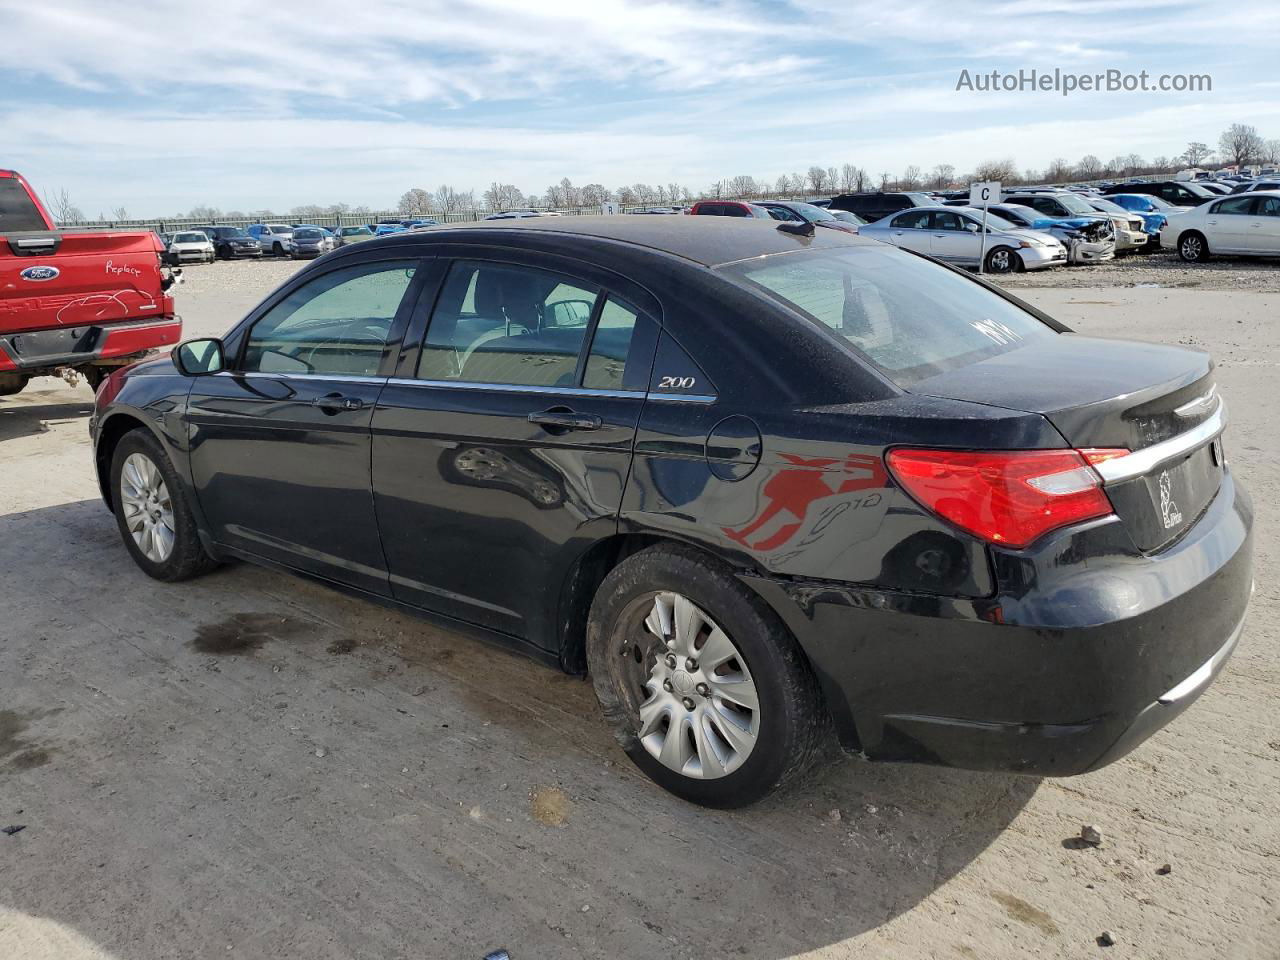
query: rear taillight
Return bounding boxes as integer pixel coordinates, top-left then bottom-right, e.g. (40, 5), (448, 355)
(885, 448), (1128, 549)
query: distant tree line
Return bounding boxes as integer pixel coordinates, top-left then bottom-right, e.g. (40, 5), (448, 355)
(43, 122), (1280, 224)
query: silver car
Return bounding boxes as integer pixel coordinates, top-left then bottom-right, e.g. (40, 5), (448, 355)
(858, 206), (1066, 273)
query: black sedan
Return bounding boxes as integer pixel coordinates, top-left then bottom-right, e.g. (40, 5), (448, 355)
(90, 216), (1254, 807)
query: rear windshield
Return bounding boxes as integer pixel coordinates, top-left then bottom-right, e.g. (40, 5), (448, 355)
(174, 232), (206, 242)
(0, 177), (50, 231)
(294, 228), (322, 239)
(720, 246), (1054, 386)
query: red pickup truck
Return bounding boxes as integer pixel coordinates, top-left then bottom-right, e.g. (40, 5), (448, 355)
(0, 169), (182, 395)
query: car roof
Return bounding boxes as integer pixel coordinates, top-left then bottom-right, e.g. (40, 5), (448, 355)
(393, 214), (871, 266)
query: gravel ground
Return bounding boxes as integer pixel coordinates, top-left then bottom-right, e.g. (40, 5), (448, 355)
(1, 266), (1277, 960)
(1000, 246), (1280, 292)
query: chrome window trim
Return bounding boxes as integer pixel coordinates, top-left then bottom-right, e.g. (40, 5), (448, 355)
(647, 392), (717, 404)
(385, 377), (640, 400)
(1094, 399), (1227, 484)
(215, 370), (387, 385)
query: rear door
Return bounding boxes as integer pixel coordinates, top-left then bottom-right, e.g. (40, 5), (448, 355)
(885, 209), (932, 253)
(187, 257), (424, 593)
(1253, 195), (1280, 253)
(371, 255), (658, 648)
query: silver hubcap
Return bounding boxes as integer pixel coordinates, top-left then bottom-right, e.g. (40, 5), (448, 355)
(990, 250), (1011, 271)
(1183, 237), (1201, 259)
(635, 593), (760, 779)
(120, 453), (175, 563)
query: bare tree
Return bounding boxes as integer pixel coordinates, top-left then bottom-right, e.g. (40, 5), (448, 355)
(1044, 157), (1072, 183)
(727, 175), (758, 198)
(398, 188), (434, 216)
(787, 173), (806, 194)
(187, 204), (222, 220)
(44, 187), (83, 223)
(483, 182), (525, 210)
(435, 185), (470, 213)
(1181, 141), (1212, 167)
(110, 206), (129, 221)
(878, 171), (892, 191)
(1219, 124), (1263, 168)
(899, 165), (922, 189)
(825, 167), (839, 192)
(1151, 156), (1172, 173)
(806, 166), (828, 192)
(972, 158), (1018, 182)
(1075, 155), (1104, 179)
(1263, 140), (1280, 165)
(930, 164), (955, 189)
(839, 164), (859, 192)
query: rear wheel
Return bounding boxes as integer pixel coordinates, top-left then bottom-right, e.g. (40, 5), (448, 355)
(110, 429), (218, 582)
(587, 544), (828, 807)
(985, 246), (1019, 273)
(272, 242), (284, 257)
(1179, 231), (1210, 262)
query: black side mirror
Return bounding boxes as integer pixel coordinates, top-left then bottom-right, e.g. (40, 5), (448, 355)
(174, 338), (224, 376)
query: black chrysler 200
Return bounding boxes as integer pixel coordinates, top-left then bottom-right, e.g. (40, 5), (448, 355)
(90, 216), (1253, 807)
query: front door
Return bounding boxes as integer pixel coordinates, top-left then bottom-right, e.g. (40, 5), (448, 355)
(187, 258), (423, 594)
(371, 257), (655, 648)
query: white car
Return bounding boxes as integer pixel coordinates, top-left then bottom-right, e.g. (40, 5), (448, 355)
(857, 206), (1067, 273)
(167, 231), (215, 264)
(1161, 190), (1280, 262)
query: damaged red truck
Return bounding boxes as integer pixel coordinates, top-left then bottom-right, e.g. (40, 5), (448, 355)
(0, 169), (182, 395)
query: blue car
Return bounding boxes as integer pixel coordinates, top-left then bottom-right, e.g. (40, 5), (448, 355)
(1107, 194), (1174, 235)
(373, 223), (408, 236)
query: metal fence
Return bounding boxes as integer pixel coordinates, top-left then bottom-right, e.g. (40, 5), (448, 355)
(60, 205), (661, 233)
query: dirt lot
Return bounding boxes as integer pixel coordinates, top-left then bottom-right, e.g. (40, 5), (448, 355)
(1, 259), (1277, 960)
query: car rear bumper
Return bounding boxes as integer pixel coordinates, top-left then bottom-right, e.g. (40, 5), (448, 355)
(743, 468), (1254, 776)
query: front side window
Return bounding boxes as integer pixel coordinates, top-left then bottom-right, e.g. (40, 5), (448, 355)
(417, 261), (599, 387)
(242, 261), (417, 377)
(721, 246), (1054, 386)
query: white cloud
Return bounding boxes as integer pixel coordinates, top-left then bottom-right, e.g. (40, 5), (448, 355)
(2, 0), (1277, 212)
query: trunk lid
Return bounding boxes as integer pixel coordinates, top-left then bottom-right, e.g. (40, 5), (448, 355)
(909, 334), (1223, 551)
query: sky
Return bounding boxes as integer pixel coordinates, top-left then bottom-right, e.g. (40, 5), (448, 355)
(3, 0), (1280, 216)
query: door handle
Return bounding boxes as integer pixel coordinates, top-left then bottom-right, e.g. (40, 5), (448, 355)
(313, 393), (364, 413)
(528, 407), (602, 433)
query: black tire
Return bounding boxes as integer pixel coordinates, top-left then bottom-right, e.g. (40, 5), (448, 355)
(1179, 231), (1210, 262)
(984, 245), (1019, 274)
(587, 544), (828, 807)
(109, 428), (218, 582)
(272, 242), (284, 257)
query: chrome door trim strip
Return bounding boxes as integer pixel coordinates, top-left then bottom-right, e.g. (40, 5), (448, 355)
(384, 377), (641, 400)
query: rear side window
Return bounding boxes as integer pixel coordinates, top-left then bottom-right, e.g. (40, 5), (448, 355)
(583, 298), (642, 391)
(418, 261), (598, 387)
(0, 178), (49, 231)
(722, 246), (1054, 386)
(1214, 196), (1255, 215)
(892, 211), (930, 229)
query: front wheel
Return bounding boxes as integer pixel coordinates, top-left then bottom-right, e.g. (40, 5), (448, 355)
(984, 246), (1019, 273)
(1179, 231), (1210, 262)
(272, 243), (284, 257)
(110, 429), (218, 582)
(587, 544), (828, 807)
